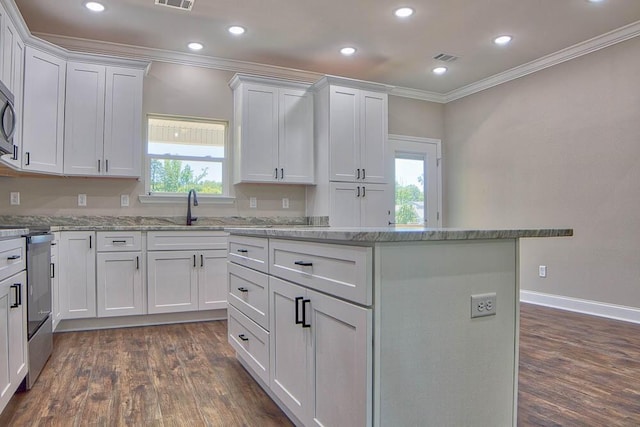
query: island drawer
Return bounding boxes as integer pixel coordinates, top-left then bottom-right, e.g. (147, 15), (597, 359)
(228, 304), (270, 384)
(269, 239), (372, 306)
(0, 238), (26, 280)
(96, 231), (142, 252)
(228, 236), (269, 273)
(228, 262), (269, 330)
(147, 231), (228, 251)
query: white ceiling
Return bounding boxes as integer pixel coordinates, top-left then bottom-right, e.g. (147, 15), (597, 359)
(12, 0), (640, 95)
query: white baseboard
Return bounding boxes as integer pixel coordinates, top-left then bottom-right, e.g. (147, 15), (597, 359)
(520, 290), (640, 325)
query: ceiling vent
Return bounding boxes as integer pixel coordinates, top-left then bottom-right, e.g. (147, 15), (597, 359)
(155, 0), (194, 11)
(433, 53), (459, 63)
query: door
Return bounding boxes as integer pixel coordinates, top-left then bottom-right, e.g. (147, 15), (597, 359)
(306, 288), (372, 427)
(59, 232), (96, 319)
(329, 182), (360, 227)
(63, 62), (105, 175)
(360, 90), (387, 184)
(198, 250), (227, 310)
(103, 66), (143, 177)
(389, 135), (442, 227)
(269, 276), (308, 423)
(279, 88), (314, 184)
(22, 47), (66, 173)
(329, 85), (359, 182)
(147, 251), (198, 314)
(97, 252), (143, 317)
(360, 183), (391, 226)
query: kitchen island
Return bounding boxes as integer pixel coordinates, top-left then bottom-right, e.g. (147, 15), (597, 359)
(225, 226), (572, 427)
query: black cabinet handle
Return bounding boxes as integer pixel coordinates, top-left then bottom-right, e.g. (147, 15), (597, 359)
(193, 254), (196, 267)
(50, 262), (55, 278)
(136, 256), (139, 270)
(10, 283), (21, 308)
(112, 240), (126, 244)
(98, 159), (101, 172)
(12, 144), (17, 161)
(302, 299), (311, 328)
(281, 168), (284, 180)
(238, 334), (249, 342)
(294, 261), (313, 267)
(25, 152), (30, 165)
(362, 186), (366, 197)
(356, 186), (360, 197)
(362, 168), (366, 179)
(295, 296), (303, 325)
(200, 254), (204, 267)
(7, 255), (20, 260)
(89, 235), (92, 249)
(275, 168), (278, 179)
(356, 168), (360, 179)
(237, 287), (249, 293)
(105, 159), (109, 173)
(236, 249), (248, 253)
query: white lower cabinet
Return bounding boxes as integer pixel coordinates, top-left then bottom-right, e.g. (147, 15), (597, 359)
(59, 231), (96, 319)
(147, 250), (199, 314)
(97, 252), (143, 317)
(50, 232), (60, 331)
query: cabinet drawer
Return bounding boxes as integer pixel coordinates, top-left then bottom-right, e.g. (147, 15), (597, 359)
(228, 262), (269, 330)
(228, 304), (269, 384)
(270, 239), (372, 305)
(147, 231), (228, 251)
(228, 235), (269, 273)
(0, 238), (26, 280)
(96, 231), (142, 252)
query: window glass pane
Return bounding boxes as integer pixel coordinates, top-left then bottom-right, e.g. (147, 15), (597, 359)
(150, 158), (223, 194)
(395, 157), (425, 225)
(148, 118), (225, 157)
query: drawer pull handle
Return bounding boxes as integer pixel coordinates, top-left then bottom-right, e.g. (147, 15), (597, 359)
(302, 299), (311, 328)
(294, 261), (313, 267)
(7, 255), (21, 260)
(237, 287), (249, 293)
(10, 284), (21, 308)
(112, 240), (127, 244)
(295, 296), (303, 325)
(238, 334), (249, 342)
(236, 249), (248, 253)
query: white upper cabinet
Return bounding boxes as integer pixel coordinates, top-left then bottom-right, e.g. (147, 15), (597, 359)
(0, 10), (24, 167)
(231, 74), (314, 184)
(64, 63), (143, 177)
(21, 46), (66, 174)
(329, 182), (391, 227)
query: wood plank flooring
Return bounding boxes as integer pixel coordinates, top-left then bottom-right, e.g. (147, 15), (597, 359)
(1, 303), (639, 426)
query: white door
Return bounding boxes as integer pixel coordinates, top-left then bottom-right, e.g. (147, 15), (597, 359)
(63, 62), (105, 175)
(329, 86), (359, 182)
(388, 135), (442, 227)
(22, 47), (66, 174)
(198, 250), (227, 310)
(329, 182), (360, 227)
(97, 252), (143, 317)
(103, 66), (143, 177)
(147, 251), (198, 314)
(8, 271), (26, 387)
(269, 276), (308, 423)
(360, 90), (387, 184)
(279, 88), (314, 184)
(360, 183), (391, 227)
(306, 288), (372, 427)
(59, 232), (96, 319)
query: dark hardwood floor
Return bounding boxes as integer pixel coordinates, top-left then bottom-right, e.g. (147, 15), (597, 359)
(1, 303), (639, 426)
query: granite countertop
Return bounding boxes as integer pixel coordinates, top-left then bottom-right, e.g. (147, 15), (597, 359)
(225, 226), (574, 243)
(0, 228), (28, 239)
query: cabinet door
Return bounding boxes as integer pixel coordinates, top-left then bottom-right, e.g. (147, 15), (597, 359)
(0, 6), (14, 87)
(198, 250), (227, 310)
(329, 86), (359, 182)
(279, 88), (314, 184)
(359, 90), (387, 183)
(103, 66), (143, 177)
(237, 84), (279, 182)
(306, 288), (372, 427)
(22, 47), (66, 173)
(97, 252), (143, 317)
(0, 277), (12, 411)
(59, 232), (96, 319)
(63, 62), (105, 175)
(360, 183), (391, 227)
(1, 16), (24, 168)
(147, 251), (198, 314)
(329, 182), (360, 227)
(50, 234), (60, 331)
(269, 276), (308, 423)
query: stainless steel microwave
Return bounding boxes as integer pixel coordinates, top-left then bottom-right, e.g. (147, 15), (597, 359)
(0, 79), (16, 156)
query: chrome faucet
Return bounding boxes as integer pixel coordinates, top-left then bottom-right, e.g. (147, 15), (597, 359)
(186, 189), (198, 226)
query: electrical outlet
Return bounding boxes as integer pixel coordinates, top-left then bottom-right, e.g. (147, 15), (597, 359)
(282, 198), (289, 209)
(471, 293), (497, 318)
(539, 265), (547, 278)
(120, 194), (130, 207)
(249, 197), (257, 208)
(10, 192), (20, 205)
(78, 194), (87, 207)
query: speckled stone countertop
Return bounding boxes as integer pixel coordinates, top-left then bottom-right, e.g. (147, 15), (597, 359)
(0, 228), (28, 239)
(225, 226), (573, 243)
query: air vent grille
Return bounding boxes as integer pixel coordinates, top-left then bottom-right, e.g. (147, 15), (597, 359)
(155, 0), (194, 11)
(433, 53), (459, 63)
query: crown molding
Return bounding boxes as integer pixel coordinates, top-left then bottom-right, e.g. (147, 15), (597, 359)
(389, 86), (446, 103)
(445, 20), (640, 102)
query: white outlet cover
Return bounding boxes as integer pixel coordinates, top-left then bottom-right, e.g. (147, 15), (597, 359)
(10, 192), (20, 205)
(249, 197), (257, 208)
(78, 194), (87, 207)
(121, 194), (130, 207)
(282, 198), (289, 209)
(539, 265), (547, 278)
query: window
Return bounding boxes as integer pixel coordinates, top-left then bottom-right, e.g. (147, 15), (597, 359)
(395, 154), (425, 225)
(147, 115), (228, 196)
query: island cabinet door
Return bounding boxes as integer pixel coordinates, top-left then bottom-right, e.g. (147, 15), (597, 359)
(306, 288), (372, 427)
(269, 276), (309, 424)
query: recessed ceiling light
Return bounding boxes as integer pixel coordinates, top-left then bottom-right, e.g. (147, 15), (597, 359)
(432, 67), (448, 75)
(493, 35), (513, 46)
(85, 1), (105, 12)
(228, 26), (246, 35)
(394, 7), (414, 18)
(340, 47), (357, 56)
(187, 42), (203, 51)
(588, 0), (605, 2)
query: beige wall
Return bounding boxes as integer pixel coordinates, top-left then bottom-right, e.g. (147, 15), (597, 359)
(443, 37), (640, 308)
(389, 95), (444, 140)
